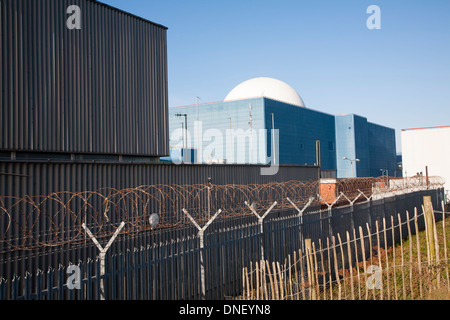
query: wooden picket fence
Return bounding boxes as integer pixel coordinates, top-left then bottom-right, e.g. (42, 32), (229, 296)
(240, 197), (450, 300)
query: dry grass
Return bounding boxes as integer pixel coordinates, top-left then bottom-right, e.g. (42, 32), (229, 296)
(240, 208), (450, 300)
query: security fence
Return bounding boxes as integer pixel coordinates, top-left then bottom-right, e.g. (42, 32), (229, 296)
(0, 180), (445, 300)
(241, 195), (449, 300)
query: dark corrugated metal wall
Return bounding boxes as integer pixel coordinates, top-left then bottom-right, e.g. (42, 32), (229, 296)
(0, 161), (319, 197)
(0, 0), (169, 156)
(0, 161), (318, 284)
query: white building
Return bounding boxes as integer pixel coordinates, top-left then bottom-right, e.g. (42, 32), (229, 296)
(401, 125), (450, 197)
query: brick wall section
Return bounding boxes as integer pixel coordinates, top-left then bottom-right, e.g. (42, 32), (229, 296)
(320, 179), (337, 205)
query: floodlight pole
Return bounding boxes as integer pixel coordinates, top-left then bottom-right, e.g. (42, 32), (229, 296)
(229, 117), (233, 163)
(249, 104), (253, 163)
(196, 97), (200, 163)
(271, 113), (276, 165)
(181, 122), (185, 153)
(343, 157), (360, 178)
(176, 113), (188, 150)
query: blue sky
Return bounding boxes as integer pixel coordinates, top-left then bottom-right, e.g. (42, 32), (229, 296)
(100, 0), (450, 152)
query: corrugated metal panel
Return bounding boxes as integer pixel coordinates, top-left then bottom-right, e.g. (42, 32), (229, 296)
(0, 161), (319, 198)
(0, 160), (318, 278)
(0, 0), (169, 157)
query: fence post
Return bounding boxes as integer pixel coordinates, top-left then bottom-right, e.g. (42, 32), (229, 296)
(183, 208), (222, 300)
(0, 278), (5, 300)
(82, 221), (125, 300)
(207, 185), (211, 219)
(424, 195), (442, 292)
(413, 207), (423, 299)
(245, 201), (277, 262)
(423, 196), (436, 262)
(318, 193), (344, 239)
(305, 239), (316, 300)
(287, 197), (313, 252)
(357, 189), (373, 202)
(442, 201), (450, 293)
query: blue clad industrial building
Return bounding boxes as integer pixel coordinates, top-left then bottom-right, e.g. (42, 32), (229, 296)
(335, 114), (397, 178)
(166, 77), (397, 178)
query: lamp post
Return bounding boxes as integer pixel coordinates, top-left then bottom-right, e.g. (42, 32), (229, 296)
(180, 122), (185, 151)
(380, 169), (388, 178)
(176, 113), (188, 163)
(196, 97), (200, 163)
(249, 104), (253, 163)
(271, 113), (276, 165)
(228, 117), (233, 163)
(343, 157), (360, 178)
(175, 113), (188, 150)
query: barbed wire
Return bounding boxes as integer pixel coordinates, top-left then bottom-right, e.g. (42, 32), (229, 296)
(0, 176), (445, 253)
(336, 177), (374, 199)
(374, 175), (445, 193)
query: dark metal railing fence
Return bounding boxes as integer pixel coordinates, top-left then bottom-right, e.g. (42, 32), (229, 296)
(0, 187), (444, 300)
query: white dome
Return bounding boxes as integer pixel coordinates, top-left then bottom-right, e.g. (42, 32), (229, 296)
(224, 77), (305, 107)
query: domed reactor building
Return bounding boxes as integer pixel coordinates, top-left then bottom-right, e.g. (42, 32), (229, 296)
(166, 77), (397, 178)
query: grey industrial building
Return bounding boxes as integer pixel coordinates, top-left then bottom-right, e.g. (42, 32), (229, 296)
(0, 0), (317, 198)
(0, 0), (318, 278)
